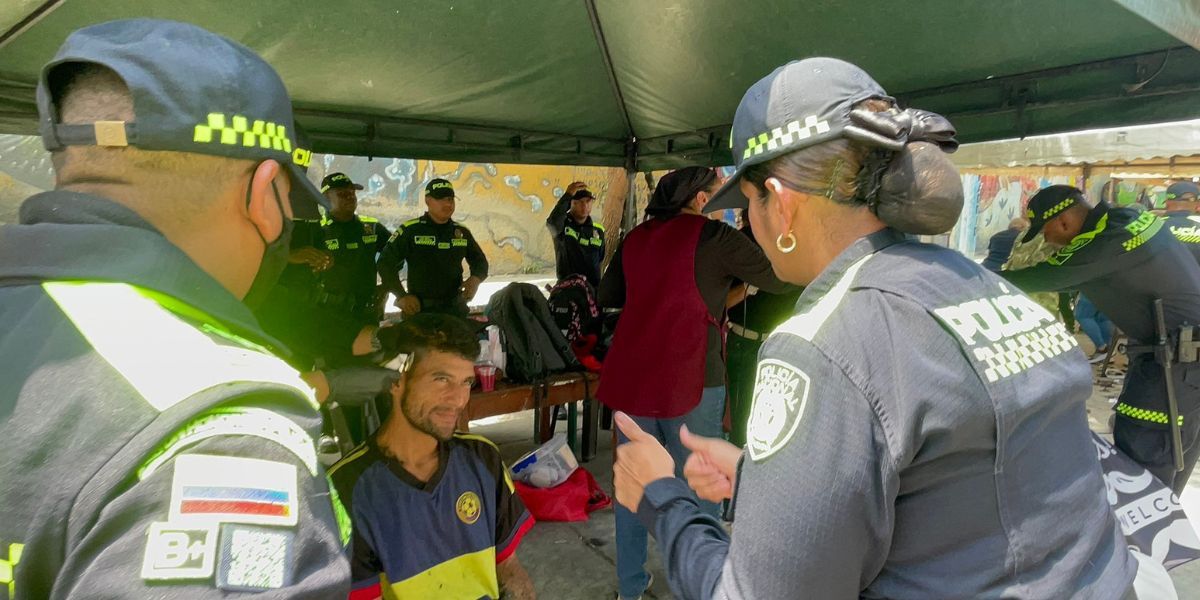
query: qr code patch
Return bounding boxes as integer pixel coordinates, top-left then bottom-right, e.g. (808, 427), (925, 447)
(226, 528), (287, 589)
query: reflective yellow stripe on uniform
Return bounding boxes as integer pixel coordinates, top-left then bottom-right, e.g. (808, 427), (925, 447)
(44, 282), (346, 549)
(43, 282), (317, 412)
(1115, 402), (1184, 426)
(138, 407), (319, 478)
(1049, 214), (1107, 266)
(774, 254), (873, 342)
(327, 475), (353, 547)
(1, 543), (23, 599)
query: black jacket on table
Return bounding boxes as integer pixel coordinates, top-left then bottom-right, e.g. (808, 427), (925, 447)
(1164, 210), (1200, 266)
(0, 192), (350, 599)
(377, 213), (488, 306)
(1003, 204), (1200, 344)
(545, 192), (606, 287)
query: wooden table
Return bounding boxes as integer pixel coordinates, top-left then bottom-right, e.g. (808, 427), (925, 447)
(458, 372), (600, 462)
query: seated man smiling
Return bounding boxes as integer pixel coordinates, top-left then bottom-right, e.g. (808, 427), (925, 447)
(329, 314), (536, 599)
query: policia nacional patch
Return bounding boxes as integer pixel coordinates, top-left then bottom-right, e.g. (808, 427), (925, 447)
(746, 359), (811, 461)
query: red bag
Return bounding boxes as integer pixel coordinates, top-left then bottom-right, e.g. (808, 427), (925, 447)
(513, 467), (611, 522)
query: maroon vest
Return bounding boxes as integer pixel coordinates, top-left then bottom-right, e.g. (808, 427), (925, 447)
(598, 214), (715, 418)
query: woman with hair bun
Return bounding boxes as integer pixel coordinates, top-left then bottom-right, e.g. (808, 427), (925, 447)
(612, 58), (1148, 599)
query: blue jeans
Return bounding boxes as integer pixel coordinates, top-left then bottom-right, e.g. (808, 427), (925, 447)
(1076, 295), (1113, 349)
(615, 386), (725, 599)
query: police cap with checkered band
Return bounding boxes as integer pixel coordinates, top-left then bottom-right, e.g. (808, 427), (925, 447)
(1021, 185), (1086, 243)
(704, 57), (894, 212)
(36, 18), (329, 211)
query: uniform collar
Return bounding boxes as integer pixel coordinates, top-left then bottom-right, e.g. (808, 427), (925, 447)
(0, 190), (288, 353)
(798, 227), (906, 305)
(421, 212), (456, 227)
(321, 213), (362, 227)
(1081, 203), (1111, 232)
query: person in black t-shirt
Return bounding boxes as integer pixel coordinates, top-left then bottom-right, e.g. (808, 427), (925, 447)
(724, 219), (803, 447)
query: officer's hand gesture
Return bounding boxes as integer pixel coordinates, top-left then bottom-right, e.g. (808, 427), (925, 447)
(565, 181), (588, 197)
(396, 294), (421, 318)
(289, 247), (333, 272)
(613, 411), (676, 511)
(462, 276), (483, 302)
(680, 424), (742, 503)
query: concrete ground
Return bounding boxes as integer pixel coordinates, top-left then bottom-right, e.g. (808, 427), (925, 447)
(470, 363), (1200, 598)
(473, 412), (670, 599)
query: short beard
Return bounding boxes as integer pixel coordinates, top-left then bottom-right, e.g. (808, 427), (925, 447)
(399, 386), (455, 442)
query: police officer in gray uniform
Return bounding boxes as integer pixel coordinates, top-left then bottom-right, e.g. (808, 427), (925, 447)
(0, 20), (349, 598)
(612, 58), (1145, 599)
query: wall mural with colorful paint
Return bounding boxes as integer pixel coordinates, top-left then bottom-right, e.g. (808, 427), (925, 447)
(950, 171), (1079, 259)
(0, 133), (628, 276)
(307, 155), (627, 275)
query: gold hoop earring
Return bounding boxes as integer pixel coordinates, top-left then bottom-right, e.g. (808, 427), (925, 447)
(776, 231), (797, 254)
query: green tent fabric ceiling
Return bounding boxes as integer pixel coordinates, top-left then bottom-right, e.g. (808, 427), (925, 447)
(0, 0), (1197, 171)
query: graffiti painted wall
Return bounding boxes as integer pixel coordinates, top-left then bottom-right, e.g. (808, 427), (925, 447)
(950, 168), (1080, 259)
(0, 133), (627, 276)
(308, 155), (626, 275)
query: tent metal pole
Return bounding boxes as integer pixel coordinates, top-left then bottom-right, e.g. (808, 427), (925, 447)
(294, 107), (624, 146)
(0, 0), (66, 51)
(624, 169), (637, 236)
(584, 0), (636, 140)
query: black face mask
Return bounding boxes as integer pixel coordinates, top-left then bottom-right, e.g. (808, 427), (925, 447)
(242, 180), (293, 309)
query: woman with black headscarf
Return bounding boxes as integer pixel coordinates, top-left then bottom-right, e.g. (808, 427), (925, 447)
(597, 166), (794, 600)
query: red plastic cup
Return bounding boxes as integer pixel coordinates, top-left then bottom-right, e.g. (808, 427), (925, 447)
(475, 364), (497, 392)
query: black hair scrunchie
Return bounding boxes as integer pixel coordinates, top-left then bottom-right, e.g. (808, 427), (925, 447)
(845, 108), (964, 235)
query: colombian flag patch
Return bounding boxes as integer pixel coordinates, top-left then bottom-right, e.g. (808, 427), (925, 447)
(169, 454), (299, 527)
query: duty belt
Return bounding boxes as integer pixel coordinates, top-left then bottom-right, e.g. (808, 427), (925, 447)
(727, 322), (767, 342)
(1126, 324), (1200, 364)
(317, 290), (373, 309)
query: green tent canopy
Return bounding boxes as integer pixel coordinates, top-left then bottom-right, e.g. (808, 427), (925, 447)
(0, 0), (1197, 171)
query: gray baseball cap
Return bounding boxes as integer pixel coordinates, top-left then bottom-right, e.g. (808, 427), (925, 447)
(1166, 181), (1200, 201)
(704, 57), (893, 212)
(36, 18), (328, 211)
